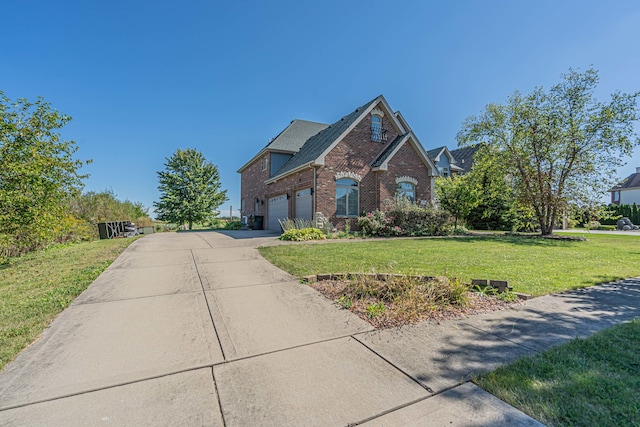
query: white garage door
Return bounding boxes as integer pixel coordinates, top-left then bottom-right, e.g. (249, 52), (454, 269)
(295, 188), (313, 221)
(268, 194), (288, 231)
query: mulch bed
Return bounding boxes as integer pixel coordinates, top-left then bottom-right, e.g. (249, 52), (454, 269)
(308, 279), (520, 329)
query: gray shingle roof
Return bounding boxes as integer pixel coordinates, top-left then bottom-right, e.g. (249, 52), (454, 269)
(611, 171), (640, 190)
(427, 146), (445, 160)
(265, 119), (328, 153)
(371, 134), (408, 168)
(271, 97), (380, 178)
(450, 145), (481, 174)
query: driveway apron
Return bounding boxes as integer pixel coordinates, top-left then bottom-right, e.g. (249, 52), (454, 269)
(0, 231), (581, 426)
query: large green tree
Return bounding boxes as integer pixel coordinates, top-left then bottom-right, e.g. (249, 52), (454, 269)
(0, 91), (89, 256)
(457, 68), (640, 235)
(154, 148), (227, 230)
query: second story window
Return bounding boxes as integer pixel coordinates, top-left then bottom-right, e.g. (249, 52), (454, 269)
(371, 115), (386, 142)
(261, 156), (268, 171)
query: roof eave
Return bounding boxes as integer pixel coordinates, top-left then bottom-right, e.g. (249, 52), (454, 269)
(265, 161), (317, 184)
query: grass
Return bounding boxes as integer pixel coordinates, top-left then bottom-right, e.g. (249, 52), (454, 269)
(259, 234), (640, 296)
(0, 237), (139, 371)
(475, 319), (640, 426)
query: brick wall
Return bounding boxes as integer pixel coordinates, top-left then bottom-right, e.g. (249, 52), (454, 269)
(382, 142), (432, 204)
(241, 101), (435, 231)
(240, 154), (270, 219)
(316, 106), (403, 229)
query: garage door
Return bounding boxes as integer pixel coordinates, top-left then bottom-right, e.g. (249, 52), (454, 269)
(267, 194), (288, 231)
(295, 188), (313, 221)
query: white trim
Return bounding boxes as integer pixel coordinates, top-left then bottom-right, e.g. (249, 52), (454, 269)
(316, 95), (408, 165)
(335, 171), (362, 182)
(394, 111), (412, 133)
(265, 162), (315, 184)
(371, 107), (385, 118)
(395, 176), (418, 186)
(371, 132), (437, 173)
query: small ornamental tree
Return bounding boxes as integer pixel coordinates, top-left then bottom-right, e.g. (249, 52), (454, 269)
(154, 148), (227, 230)
(435, 174), (479, 229)
(457, 67), (640, 235)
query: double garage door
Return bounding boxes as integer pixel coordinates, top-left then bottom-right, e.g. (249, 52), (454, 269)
(267, 189), (312, 231)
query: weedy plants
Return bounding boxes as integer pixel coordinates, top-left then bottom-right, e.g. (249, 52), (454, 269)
(336, 294), (353, 309)
(365, 302), (386, 318)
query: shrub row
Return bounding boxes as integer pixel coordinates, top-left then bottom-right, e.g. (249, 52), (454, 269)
(358, 199), (452, 237)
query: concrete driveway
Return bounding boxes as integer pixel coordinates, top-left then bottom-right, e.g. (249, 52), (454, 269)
(3, 231), (637, 425)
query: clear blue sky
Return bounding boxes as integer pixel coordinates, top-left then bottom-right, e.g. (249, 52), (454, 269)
(3, 1), (640, 217)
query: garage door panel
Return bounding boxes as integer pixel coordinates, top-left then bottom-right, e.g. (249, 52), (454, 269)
(295, 189), (312, 221)
(268, 195), (288, 231)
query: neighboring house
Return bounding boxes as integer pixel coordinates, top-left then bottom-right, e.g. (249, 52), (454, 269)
(449, 145), (481, 175)
(238, 95), (438, 231)
(426, 146), (463, 177)
(610, 167), (640, 205)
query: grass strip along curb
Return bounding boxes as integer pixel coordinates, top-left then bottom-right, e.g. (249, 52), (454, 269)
(0, 237), (139, 371)
(476, 319), (640, 426)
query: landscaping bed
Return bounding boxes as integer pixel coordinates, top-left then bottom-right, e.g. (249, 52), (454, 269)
(305, 274), (519, 328)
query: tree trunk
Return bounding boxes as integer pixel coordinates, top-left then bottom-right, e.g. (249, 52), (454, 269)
(188, 221), (193, 230)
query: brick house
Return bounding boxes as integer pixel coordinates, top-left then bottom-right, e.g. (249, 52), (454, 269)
(238, 95), (439, 231)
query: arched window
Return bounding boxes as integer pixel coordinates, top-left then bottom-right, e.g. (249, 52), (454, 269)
(336, 178), (359, 217)
(396, 181), (416, 202)
(371, 115), (382, 142)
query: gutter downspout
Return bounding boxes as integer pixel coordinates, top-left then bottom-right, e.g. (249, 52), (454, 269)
(313, 166), (317, 225)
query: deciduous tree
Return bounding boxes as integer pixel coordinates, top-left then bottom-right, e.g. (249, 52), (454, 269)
(435, 174), (479, 229)
(457, 68), (639, 235)
(0, 91), (89, 256)
(154, 148), (227, 230)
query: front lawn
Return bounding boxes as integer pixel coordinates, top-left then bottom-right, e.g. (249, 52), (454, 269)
(475, 319), (640, 426)
(0, 237), (139, 371)
(259, 234), (640, 296)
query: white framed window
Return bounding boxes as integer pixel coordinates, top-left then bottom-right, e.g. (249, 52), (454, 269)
(396, 182), (416, 202)
(336, 178), (359, 217)
(261, 156), (268, 171)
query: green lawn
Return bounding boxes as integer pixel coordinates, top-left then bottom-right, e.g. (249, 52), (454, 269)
(0, 237), (139, 371)
(476, 319), (640, 426)
(259, 234), (640, 296)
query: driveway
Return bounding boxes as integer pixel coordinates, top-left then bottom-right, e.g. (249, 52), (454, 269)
(4, 231), (637, 425)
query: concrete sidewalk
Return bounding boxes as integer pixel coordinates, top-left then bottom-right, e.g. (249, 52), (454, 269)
(1, 231), (638, 426)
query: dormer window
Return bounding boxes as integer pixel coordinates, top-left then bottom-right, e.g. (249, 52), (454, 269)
(371, 115), (387, 142)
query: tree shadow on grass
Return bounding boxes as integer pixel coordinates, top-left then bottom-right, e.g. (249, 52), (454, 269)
(357, 278), (640, 398)
(416, 235), (583, 247)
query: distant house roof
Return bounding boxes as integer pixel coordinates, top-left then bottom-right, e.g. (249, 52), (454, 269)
(611, 168), (640, 191)
(427, 146), (446, 160)
(237, 119), (328, 173)
(449, 145), (481, 174)
(427, 146), (463, 172)
(268, 97), (380, 180)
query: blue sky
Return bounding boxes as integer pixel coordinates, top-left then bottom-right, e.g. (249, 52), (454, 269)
(3, 1), (640, 217)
